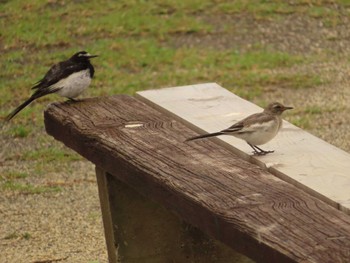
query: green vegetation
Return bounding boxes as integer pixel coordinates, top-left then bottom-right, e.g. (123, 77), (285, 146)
(1, 0), (348, 193)
(4, 125), (32, 138)
(1, 171), (29, 180)
(1, 180), (61, 194)
(22, 232), (32, 240)
(2, 0), (345, 113)
(4, 232), (32, 240)
(21, 147), (82, 162)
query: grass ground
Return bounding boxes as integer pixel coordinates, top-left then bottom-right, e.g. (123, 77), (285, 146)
(1, 1), (350, 262)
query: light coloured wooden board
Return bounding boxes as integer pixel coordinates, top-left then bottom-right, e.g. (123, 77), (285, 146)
(137, 83), (350, 214)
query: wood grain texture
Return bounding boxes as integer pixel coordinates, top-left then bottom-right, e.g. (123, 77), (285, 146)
(137, 83), (350, 214)
(44, 95), (350, 263)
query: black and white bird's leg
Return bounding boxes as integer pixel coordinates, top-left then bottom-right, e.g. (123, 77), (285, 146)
(247, 143), (274, 156)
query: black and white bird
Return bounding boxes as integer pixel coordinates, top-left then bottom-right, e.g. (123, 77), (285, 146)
(5, 51), (97, 121)
(185, 102), (293, 155)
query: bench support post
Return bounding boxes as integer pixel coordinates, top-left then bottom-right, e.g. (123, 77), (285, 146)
(95, 166), (251, 263)
(95, 167), (118, 263)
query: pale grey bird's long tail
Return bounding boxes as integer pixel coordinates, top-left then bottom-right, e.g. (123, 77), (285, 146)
(185, 132), (224, 142)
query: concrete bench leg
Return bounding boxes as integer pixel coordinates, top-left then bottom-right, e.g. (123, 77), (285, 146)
(96, 166), (253, 263)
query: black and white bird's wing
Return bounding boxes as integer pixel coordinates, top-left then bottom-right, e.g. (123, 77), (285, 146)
(32, 61), (66, 90)
(31, 60), (85, 91)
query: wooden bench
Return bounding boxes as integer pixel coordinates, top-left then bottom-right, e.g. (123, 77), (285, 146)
(44, 83), (350, 263)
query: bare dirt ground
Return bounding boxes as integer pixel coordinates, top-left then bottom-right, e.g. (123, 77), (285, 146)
(1, 12), (350, 263)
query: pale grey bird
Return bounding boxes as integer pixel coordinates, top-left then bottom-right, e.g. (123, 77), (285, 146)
(185, 102), (293, 155)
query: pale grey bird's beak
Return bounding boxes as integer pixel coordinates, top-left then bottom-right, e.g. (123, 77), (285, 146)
(283, 106), (293, 111)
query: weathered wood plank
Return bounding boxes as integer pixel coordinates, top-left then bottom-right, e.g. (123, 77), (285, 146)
(44, 95), (350, 263)
(136, 83), (350, 214)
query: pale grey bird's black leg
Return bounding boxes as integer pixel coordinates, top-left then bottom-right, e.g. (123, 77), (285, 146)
(248, 143), (274, 156)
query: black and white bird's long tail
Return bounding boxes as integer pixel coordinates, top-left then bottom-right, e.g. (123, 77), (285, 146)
(5, 97), (36, 122)
(5, 89), (58, 122)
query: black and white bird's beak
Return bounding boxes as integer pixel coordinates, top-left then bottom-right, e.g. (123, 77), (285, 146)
(86, 53), (98, 58)
(79, 52), (98, 59)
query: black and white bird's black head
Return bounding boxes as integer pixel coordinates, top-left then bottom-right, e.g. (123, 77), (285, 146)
(65, 50), (98, 79)
(70, 51), (98, 62)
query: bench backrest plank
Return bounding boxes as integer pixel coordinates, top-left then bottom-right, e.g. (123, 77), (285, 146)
(45, 95), (350, 263)
(137, 83), (350, 214)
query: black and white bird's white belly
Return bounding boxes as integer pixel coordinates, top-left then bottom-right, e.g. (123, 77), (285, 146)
(52, 69), (91, 98)
(233, 117), (282, 145)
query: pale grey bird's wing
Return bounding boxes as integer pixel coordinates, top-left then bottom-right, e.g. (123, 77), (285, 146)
(220, 113), (275, 134)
